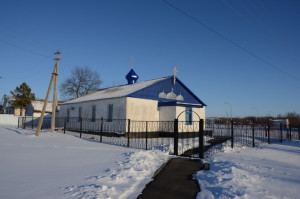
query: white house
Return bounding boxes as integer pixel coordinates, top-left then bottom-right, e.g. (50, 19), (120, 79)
(58, 69), (206, 122)
(26, 100), (53, 117)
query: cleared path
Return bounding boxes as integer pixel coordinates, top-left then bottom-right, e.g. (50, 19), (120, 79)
(137, 158), (203, 199)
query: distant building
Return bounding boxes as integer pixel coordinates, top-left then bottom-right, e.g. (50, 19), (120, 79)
(26, 100), (54, 117)
(58, 69), (206, 127)
(1, 95), (14, 114)
(270, 119), (289, 128)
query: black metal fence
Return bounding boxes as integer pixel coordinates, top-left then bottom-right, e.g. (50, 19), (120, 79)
(18, 117), (300, 158)
(205, 121), (300, 157)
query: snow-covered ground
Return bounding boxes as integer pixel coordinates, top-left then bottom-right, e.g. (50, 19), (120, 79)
(2, 124), (300, 199)
(196, 141), (300, 199)
(0, 125), (170, 199)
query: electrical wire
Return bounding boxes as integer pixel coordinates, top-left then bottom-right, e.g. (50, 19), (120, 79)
(221, 0), (257, 29)
(224, 0), (300, 68)
(161, 0), (299, 82)
(1, 24), (54, 53)
(0, 39), (52, 59)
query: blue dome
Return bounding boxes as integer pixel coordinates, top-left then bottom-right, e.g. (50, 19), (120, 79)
(126, 69), (139, 84)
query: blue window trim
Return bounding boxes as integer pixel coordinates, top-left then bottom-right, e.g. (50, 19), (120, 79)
(185, 107), (193, 125)
(158, 101), (203, 108)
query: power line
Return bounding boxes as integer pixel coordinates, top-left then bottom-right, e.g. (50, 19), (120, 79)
(1, 24), (54, 53)
(0, 39), (52, 59)
(161, 0), (299, 82)
(221, 0), (258, 30)
(222, 0), (300, 68)
(2, 58), (52, 79)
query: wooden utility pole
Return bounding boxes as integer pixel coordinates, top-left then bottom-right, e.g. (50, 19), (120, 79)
(50, 52), (59, 133)
(35, 51), (60, 136)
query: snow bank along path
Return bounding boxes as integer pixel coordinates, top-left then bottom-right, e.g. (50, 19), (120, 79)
(0, 125), (170, 199)
(196, 141), (300, 199)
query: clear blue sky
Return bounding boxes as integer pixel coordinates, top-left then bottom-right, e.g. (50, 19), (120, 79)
(1, 0), (299, 117)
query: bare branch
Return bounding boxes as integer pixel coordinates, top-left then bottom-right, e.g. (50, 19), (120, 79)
(60, 66), (103, 100)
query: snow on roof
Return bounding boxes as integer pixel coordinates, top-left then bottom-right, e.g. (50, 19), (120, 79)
(31, 100), (53, 112)
(63, 77), (170, 104)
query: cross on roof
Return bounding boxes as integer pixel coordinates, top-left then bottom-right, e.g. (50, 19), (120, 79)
(172, 67), (179, 84)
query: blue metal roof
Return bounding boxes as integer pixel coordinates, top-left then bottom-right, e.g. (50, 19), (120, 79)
(128, 76), (207, 106)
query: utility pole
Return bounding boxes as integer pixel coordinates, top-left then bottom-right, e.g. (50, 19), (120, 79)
(50, 52), (60, 133)
(35, 51), (60, 136)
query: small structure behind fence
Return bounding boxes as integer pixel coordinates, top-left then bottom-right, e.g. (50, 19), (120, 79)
(18, 117), (300, 158)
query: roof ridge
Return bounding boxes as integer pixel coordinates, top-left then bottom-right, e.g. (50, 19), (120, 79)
(98, 76), (172, 91)
(63, 76), (172, 104)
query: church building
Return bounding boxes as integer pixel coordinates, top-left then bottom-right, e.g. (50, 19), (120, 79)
(58, 69), (206, 124)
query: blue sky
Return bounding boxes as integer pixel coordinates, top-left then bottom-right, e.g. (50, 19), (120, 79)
(1, 0), (299, 117)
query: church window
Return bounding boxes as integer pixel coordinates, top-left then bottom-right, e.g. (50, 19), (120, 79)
(185, 107), (193, 125)
(91, 106), (96, 122)
(78, 107), (82, 122)
(107, 104), (113, 122)
(67, 109), (70, 122)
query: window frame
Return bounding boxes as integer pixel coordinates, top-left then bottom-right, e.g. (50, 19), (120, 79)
(78, 107), (82, 122)
(91, 105), (96, 122)
(67, 109), (70, 122)
(185, 106), (193, 125)
(107, 104), (113, 122)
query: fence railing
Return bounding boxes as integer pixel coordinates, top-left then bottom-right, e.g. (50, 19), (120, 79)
(18, 117), (300, 158)
(205, 121), (300, 156)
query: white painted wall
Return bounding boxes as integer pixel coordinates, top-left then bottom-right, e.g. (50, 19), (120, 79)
(126, 97), (159, 121)
(176, 106), (206, 132)
(0, 114), (19, 126)
(14, 108), (25, 116)
(33, 112), (52, 118)
(159, 106), (176, 121)
(58, 96), (206, 133)
(176, 106), (205, 121)
(58, 97), (126, 120)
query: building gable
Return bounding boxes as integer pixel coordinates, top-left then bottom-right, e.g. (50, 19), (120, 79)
(127, 76), (206, 106)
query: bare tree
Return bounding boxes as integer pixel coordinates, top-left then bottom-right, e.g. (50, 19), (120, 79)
(60, 66), (103, 100)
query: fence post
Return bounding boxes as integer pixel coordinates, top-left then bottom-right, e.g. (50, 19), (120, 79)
(18, 117), (20, 128)
(252, 123), (255, 147)
(231, 120), (234, 148)
(174, 119), (178, 156)
(31, 116), (34, 129)
(289, 126), (292, 141)
(267, 121), (270, 144)
(298, 128), (300, 140)
(199, 119), (204, 159)
(80, 117), (82, 138)
(23, 117), (25, 129)
(127, 119), (131, 147)
(100, 117), (103, 142)
(63, 117), (67, 134)
(145, 121), (148, 150)
(280, 123), (283, 143)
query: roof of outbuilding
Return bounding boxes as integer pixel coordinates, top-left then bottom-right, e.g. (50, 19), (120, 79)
(30, 100), (53, 112)
(62, 76), (170, 104)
